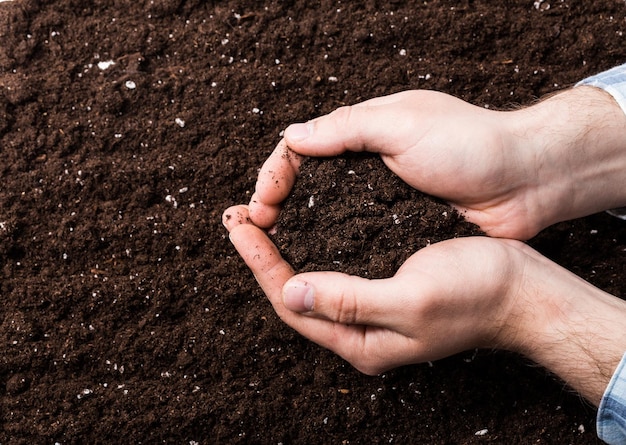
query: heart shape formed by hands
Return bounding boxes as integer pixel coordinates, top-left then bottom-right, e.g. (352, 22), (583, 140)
(270, 153), (482, 279)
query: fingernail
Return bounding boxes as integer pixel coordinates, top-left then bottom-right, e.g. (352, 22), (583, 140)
(283, 280), (315, 312)
(285, 123), (312, 141)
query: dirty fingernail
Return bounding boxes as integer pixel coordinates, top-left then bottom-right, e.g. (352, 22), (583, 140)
(222, 208), (250, 231)
(283, 280), (315, 312)
(285, 123), (312, 141)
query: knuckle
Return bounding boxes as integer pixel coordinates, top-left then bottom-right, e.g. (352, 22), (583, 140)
(331, 287), (359, 325)
(329, 105), (354, 129)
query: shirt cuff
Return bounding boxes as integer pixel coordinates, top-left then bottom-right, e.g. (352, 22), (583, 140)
(577, 64), (626, 221)
(597, 352), (626, 444)
(576, 63), (626, 116)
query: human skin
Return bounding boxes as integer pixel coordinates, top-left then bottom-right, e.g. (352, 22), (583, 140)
(248, 87), (626, 240)
(223, 207), (626, 406)
(223, 85), (626, 406)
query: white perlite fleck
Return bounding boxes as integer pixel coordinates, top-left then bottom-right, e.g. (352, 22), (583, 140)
(175, 117), (185, 128)
(165, 195), (178, 209)
(97, 60), (116, 70)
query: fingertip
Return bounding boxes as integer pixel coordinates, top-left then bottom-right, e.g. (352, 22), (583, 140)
(254, 139), (302, 206)
(248, 193), (281, 229)
(284, 271), (401, 327)
(222, 205), (251, 232)
(283, 101), (403, 158)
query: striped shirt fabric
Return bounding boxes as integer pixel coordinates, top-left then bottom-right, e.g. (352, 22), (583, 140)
(597, 353), (626, 444)
(577, 63), (626, 115)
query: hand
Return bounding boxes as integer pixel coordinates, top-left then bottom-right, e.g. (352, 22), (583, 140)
(249, 88), (626, 240)
(224, 205), (522, 373)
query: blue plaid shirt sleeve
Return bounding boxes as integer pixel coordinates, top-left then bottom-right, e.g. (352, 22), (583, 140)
(578, 65), (626, 220)
(576, 63), (626, 115)
(597, 352), (626, 444)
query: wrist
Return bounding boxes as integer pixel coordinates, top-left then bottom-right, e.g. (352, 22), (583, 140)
(507, 86), (626, 231)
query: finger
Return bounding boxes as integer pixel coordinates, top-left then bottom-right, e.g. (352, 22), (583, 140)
(222, 205), (251, 232)
(281, 270), (427, 373)
(282, 271), (411, 329)
(283, 91), (412, 157)
(249, 139), (303, 228)
(248, 192), (281, 230)
(253, 139), (303, 206)
(228, 222), (296, 311)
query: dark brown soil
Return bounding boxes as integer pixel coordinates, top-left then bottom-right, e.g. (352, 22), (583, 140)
(272, 154), (483, 278)
(0, 0), (625, 443)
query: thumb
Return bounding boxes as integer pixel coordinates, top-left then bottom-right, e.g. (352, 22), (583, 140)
(282, 271), (406, 327)
(283, 92), (409, 157)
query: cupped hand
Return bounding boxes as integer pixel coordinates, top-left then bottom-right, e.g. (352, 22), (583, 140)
(223, 203), (626, 403)
(250, 87), (626, 240)
(222, 204), (531, 375)
(248, 90), (543, 240)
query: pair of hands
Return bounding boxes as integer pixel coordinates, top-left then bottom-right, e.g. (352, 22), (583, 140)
(223, 88), (626, 404)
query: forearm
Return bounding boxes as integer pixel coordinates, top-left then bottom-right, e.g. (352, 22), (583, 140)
(507, 86), (626, 231)
(529, 288), (626, 405)
(501, 245), (626, 405)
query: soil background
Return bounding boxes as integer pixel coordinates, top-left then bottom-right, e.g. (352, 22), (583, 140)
(1, 0), (625, 443)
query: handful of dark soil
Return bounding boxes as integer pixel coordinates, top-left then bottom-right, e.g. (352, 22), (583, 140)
(271, 154), (483, 278)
